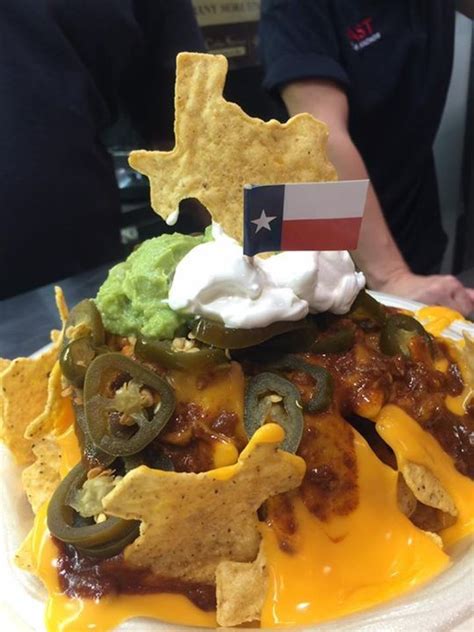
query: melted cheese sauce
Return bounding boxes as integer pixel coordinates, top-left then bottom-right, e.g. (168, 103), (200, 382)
(169, 360), (246, 466)
(376, 405), (474, 546)
(169, 361), (244, 428)
(30, 505), (216, 632)
(28, 407), (472, 632)
(56, 425), (81, 478)
(260, 432), (449, 626)
(25, 364), (249, 632)
(417, 306), (473, 416)
(19, 314), (474, 631)
(416, 306), (464, 338)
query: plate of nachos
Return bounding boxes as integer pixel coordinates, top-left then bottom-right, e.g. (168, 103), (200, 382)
(0, 53), (473, 632)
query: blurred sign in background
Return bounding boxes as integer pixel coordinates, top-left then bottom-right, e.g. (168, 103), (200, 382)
(192, 0), (260, 68)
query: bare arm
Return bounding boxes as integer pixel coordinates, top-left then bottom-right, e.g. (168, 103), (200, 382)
(281, 79), (474, 314)
(283, 80), (409, 288)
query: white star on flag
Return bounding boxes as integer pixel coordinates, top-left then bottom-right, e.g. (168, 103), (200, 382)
(251, 209), (277, 233)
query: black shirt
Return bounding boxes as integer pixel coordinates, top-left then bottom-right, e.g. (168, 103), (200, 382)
(260, 0), (455, 274)
(0, 0), (204, 298)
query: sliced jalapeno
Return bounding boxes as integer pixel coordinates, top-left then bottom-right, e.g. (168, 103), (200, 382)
(84, 353), (175, 457)
(192, 318), (308, 349)
(47, 462), (139, 558)
(348, 290), (386, 326)
(380, 314), (432, 358)
(135, 337), (228, 370)
(60, 338), (97, 388)
(265, 355), (333, 413)
(75, 527), (141, 559)
(310, 327), (355, 354)
(60, 300), (107, 386)
(74, 404), (114, 468)
(64, 299), (105, 346)
(255, 321), (319, 354)
(245, 373), (304, 453)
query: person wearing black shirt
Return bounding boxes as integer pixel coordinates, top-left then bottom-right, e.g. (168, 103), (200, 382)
(260, 0), (474, 314)
(0, 0), (204, 299)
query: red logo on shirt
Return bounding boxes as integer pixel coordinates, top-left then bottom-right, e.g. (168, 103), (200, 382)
(347, 17), (381, 51)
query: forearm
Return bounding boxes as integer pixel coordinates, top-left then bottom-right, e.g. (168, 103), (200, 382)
(282, 81), (409, 288)
(323, 130), (408, 288)
(280, 79), (474, 313)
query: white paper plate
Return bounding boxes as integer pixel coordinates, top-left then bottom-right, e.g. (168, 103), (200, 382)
(1, 296), (473, 632)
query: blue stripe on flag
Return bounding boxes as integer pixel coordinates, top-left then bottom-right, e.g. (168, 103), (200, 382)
(243, 184), (284, 256)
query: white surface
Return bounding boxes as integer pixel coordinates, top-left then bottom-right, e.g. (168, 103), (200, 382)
(1, 298), (473, 632)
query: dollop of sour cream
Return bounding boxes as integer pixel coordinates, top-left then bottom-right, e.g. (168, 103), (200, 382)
(168, 224), (365, 329)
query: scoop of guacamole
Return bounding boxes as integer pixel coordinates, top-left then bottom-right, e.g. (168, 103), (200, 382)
(96, 232), (205, 339)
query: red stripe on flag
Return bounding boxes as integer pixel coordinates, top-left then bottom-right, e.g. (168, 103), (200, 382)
(281, 217), (362, 251)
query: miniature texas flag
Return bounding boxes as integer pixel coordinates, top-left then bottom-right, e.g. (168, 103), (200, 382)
(243, 180), (369, 256)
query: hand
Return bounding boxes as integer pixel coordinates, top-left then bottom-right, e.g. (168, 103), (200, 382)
(376, 272), (474, 316)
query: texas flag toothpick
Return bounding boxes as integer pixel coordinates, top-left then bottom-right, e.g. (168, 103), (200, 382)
(243, 180), (369, 256)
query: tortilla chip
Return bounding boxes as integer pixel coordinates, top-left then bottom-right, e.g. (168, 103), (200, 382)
(15, 532), (35, 572)
(0, 288), (68, 462)
(54, 286), (69, 328)
(216, 543), (267, 627)
(129, 52), (337, 243)
(401, 462), (457, 516)
(0, 346), (59, 464)
(423, 531), (443, 548)
(0, 359), (11, 374)
(103, 423), (305, 583)
(0, 359), (11, 443)
(22, 435), (62, 513)
(50, 330), (62, 345)
(397, 473), (417, 518)
(25, 361), (72, 439)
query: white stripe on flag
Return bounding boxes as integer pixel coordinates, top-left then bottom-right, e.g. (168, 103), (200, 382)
(282, 180), (369, 221)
